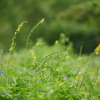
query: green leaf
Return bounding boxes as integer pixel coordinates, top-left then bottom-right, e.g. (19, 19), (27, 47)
(0, 95), (12, 100)
(85, 73), (93, 89)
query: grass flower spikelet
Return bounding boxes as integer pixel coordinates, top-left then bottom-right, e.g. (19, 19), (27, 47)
(6, 21), (27, 88)
(40, 18), (45, 23)
(8, 21), (27, 59)
(29, 49), (37, 65)
(16, 21), (28, 32)
(26, 18), (44, 48)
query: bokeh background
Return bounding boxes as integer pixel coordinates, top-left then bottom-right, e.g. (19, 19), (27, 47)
(0, 0), (100, 54)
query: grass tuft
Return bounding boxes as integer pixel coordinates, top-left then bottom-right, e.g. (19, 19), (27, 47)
(0, 20), (100, 100)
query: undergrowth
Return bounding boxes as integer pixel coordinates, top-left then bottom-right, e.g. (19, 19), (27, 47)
(0, 19), (100, 100)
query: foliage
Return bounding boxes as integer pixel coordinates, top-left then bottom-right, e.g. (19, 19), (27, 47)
(0, 41), (100, 100)
(57, 0), (100, 53)
(0, 22), (100, 99)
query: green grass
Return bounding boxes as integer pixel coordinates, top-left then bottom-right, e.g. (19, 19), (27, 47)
(0, 20), (100, 100)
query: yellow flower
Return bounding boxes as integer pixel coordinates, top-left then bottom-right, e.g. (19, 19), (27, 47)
(55, 40), (58, 44)
(40, 18), (45, 23)
(75, 72), (82, 80)
(66, 56), (70, 58)
(42, 68), (46, 71)
(29, 50), (34, 55)
(32, 56), (37, 64)
(35, 42), (40, 46)
(33, 56), (37, 61)
(16, 21), (27, 32)
(8, 53), (11, 59)
(55, 68), (59, 71)
(9, 47), (13, 52)
(32, 77), (36, 82)
(78, 57), (82, 61)
(11, 42), (14, 46)
(44, 62), (48, 67)
(17, 23), (24, 31)
(94, 43), (100, 55)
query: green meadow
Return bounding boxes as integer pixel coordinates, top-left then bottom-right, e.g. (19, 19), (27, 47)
(0, 20), (100, 100)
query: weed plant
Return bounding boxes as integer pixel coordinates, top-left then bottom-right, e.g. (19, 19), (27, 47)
(0, 20), (100, 100)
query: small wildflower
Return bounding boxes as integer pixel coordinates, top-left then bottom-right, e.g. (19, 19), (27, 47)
(66, 56), (70, 58)
(94, 43), (100, 55)
(35, 42), (40, 46)
(29, 50), (34, 55)
(44, 62), (48, 67)
(80, 67), (86, 72)
(0, 71), (4, 74)
(17, 22), (23, 31)
(75, 72), (82, 80)
(42, 68), (46, 71)
(32, 56), (37, 65)
(40, 18), (45, 23)
(78, 57), (82, 61)
(55, 40), (58, 44)
(8, 54), (11, 59)
(11, 42), (14, 46)
(9, 47), (13, 52)
(17, 69), (21, 71)
(16, 21), (27, 32)
(30, 49), (37, 65)
(32, 77), (36, 82)
(55, 68), (59, 71)
(75, 76), (79, 79)
(33, 56), (37, 61)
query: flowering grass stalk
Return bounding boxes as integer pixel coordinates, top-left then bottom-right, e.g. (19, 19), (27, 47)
(26, 18), (44, 49)
(6, 21), (27, 89)
(24, 18), (44, 69)
(8, 21), (27, 60)
(1, 19), (100, 99)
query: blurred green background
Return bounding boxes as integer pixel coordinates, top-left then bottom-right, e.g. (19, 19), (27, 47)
(0, 0), (100, 54)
